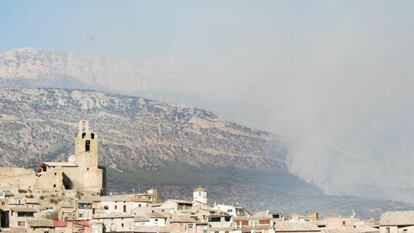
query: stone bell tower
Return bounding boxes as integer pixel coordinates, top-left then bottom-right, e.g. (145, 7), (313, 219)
(74, 120), (103, 194)
(75, 120), (98, 167)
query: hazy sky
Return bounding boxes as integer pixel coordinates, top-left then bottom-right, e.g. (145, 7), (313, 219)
(2, 0), (414, 202)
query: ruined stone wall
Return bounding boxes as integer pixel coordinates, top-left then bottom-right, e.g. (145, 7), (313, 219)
(0, 167), (36, 191)
(60, 166), (82, 192)
(35, 167), (64, 191)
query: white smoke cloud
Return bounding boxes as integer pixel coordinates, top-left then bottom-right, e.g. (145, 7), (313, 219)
(154, 1), (414, 202)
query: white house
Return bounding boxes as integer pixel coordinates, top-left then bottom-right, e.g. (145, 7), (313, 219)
(98, 194), (152, 215)
(193, 187), (207, 205)
(214, 204), (251, 217)
(380, 211), (414, 233)
(92, 214), (136, 233)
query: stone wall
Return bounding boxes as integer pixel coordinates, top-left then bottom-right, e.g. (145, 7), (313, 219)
(0, 167), (36, 191)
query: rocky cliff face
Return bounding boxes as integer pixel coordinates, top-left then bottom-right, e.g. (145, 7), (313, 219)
(0, 88), (285, 171)
(0, 48), (200, 94)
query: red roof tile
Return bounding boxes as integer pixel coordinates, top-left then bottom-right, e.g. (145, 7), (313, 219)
(73, 221), (91, 227)
(53, 220), (67, 227)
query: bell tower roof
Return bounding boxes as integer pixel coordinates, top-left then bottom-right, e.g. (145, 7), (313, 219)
(78, 120), (90, 134)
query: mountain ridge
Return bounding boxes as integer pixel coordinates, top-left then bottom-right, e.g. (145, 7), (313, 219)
(0, 88), (285, 171)
(0, 47), (203, 95)
(0, 87), (411, 218)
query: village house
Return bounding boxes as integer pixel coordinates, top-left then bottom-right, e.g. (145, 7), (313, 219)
(323, 216), (358, 228)
(96, 189), (157, 215)
(208, 213), (234, 232)
(233, 214), (274, 233)
(379, 211), (414, 233)
(193, 187), (207, 206)
(275, 221), (320, 233)
(76, 198), (95, 221)
(318, 215), (379, 232)
(214, 204), (252, 217)
(92, 213), (136, 233)
(187, 206), (225, 223)
(57, 200), (76, 221)
(160, 199), (193, 213)
(27, 219), (55, 233)
(8, 206), (38, 229)
(133, 214), (170, 233)
(146, 211), (170, 227)
(169, 214), (198, 233)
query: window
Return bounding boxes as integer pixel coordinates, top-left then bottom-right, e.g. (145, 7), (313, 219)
(53, 184), (56, 188)
(385, 227), (390, 233)
(18, 212), (34, 217)
(87, 167), (89, 171)
(342, 221), (346, 226)
(210, 217), (221, 222)
(121, 223), (124, 227)
(123, 205), (127, 213)
(85, 140), (90, 152)
(104, 205), (108, 210)
(78, 203), (92, 209)
(54, 173), (57, 176)
(259, 219), (270, 225)
(17, 221), (25, 226)
(115, 205), (117, 210)
(82, 132), (86, 138)
(91, 133), (95, 139)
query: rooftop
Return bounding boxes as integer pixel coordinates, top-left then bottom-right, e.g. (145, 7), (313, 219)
(194, 186), (207, 192)
(380, 211), (414, 226)
(275, 221), (320, 232)
(42, 162), (78, 167)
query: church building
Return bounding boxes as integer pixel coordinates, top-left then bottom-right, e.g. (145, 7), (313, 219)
(35, 120), (106, 195)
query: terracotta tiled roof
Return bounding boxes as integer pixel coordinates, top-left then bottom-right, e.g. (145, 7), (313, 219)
(53, 220), (68, 227)
(73, 221), (91, 227)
